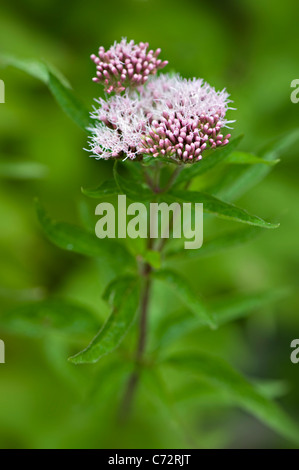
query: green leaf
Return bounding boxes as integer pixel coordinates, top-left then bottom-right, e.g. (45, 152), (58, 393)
(174, 135), (244, 186)
(81, 180), (119, 198)
(153, 288), (286, 351)
(0, 299), (99, 338)
(69, 276), (140, 364)
(168, 189), (279, 229)
(48, 72), (92, 130)
(113, 161), (154, 201)
(164, 353), (299, 444)
(152, 269), (215, 328)
(0, 161), (48, 180)
(166, 226), (262, 260)
(225, 151), (279, 166)
(214, 129), (299, 201)
(210, 288), (289, 326)
(35, 199), (135, 268)
(0, 53), (92, 131)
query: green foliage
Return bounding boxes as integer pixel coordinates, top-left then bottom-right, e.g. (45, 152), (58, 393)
(69, 276), (141, 364)
(0, 161), (48, 180)
(152, 269), (215, 328)
(0, 299), (99, 338)
(35, 199), (135, 270)
(168, 189), (279, 228)
(0, 54), (92, 131)
(162, 353), (299, 444)
(165, 226), (262, 260)
(153, 288), (288, 351)
(1, 25), (298, 448)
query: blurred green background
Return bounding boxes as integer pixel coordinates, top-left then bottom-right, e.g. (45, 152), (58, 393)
(0, 0), (299, 449)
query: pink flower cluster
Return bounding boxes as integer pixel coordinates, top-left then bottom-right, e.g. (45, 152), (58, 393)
(141, 112), (231, 162)
(91, 39), (168, 94)
(88, 40), (234, 163)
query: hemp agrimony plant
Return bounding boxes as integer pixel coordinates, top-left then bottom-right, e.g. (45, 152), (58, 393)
(1, 39), (299, 445)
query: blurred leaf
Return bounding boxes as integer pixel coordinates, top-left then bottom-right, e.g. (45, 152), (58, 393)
(213, 129), (299, 201)
(210, 288), (289, 326)
(82, 180), (118, 198)
(35, 199), (135, 268)
(69, 276), (140, 364)
(152, 269), (215, 328)
(165, 226), (262, 260)
(0, 161), (48, 180)
(174, 135), (244, 186)
(0, 53), (92, 131)
(225, 151), (279, 166)
(0, 299), (99, 338)
(168, 189), (279, 229)
(164, 353), (299, 444)
(114, 161), (153, 201)
(254, 379), (290, 400)
(153, 288), (286, 351)
(48, 72), (92, 131)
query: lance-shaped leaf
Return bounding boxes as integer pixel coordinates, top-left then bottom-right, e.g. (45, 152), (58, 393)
(35, 200), (135, 268)
(152, 269), (215, 328)
(69, 276), (140, 364)
(213, 129), (299, 201)
(163, 353), (299, 444)
(165, 226), (262, 260)
(225, 151), (279, 166)
(153, 288), (287, 351)
(0, 299), (99, 338)
(173, 135), (244, 187)
(210, 288), (289, 326)
(0, 53), (92, 131)
(168, 189), (279, 229)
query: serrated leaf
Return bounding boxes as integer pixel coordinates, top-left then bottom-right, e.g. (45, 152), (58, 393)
(0, 53), (92, 131)
(168, 189), (279, 229)
(174, 135), (244, 186)
(69, 276), (140, 364)
(163, 353), (299, 444)
(152, 269), (215, 328)
(82, 180), (119, 198)
(166, 226), (262, 260)
(35, 199), (135, 268)
(0, 299), (99, 338)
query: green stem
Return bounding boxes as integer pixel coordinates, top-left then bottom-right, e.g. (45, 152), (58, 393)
(119, 163), (181, 421)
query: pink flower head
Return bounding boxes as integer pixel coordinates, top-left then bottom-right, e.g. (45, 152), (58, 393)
(88, 92), (146, 160)
(90, 38), (168, 94)
(87, 72), (234, 163)
(140, 75), (233, 161)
